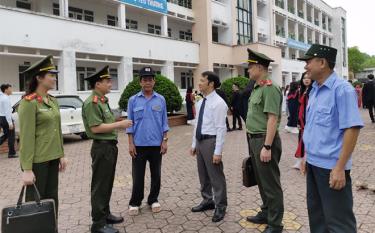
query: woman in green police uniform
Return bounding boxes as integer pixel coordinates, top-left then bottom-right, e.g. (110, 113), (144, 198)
(19, 55), (67, 214)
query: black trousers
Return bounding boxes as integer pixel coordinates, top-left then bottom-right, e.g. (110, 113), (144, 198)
(129, 146), (162, 207)
(232, 110), (242, 129)
(0, 116), (9, 146)
(307, 163), (356, 233)
(91, 141), (118, 231)
(26, 159), (60, 214)
(367, 102), (375, 122)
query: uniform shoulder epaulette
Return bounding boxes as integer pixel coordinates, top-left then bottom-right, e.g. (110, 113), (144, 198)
(92, 95), (99, 104)
(24, 93), (43, 103)
(259, 80), (273, 87)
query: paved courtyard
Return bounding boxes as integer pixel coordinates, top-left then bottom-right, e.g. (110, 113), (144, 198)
(0, 110), (374, 233)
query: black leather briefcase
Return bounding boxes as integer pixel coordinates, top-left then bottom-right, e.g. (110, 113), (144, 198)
(1, 184), (57, 233)
(242, 157), (258, 187)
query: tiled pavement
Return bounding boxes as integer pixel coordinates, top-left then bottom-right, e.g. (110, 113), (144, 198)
(0, 110), (374, 233)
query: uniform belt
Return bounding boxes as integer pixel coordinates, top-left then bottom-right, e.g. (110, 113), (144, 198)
(198, 134), (216, 141)
(93, 139), (118, 145)
(247, 132), (279, 139)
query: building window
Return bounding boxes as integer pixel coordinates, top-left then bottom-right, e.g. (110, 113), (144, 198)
(179, 30), (192, 41)
(16, 0), (31, 10)
(237, 0), (253, 45)
(68, 7), (94, 22)
(107, 15), (118, 26)
(76, 67), (96, 91)
(109, 68), (119, 90)
(148, 24), (161, 35)
(212, 26), (219, 43)
(180, 71), (193, 89)
(167, 0), (192, 9)
(53, 3), (60, 16)
(126, 19), (138, 30)
(168, 28), (172, 38)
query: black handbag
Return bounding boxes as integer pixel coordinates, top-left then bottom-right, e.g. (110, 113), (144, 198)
(242, 157), (258, 187)
(1, 184), (57, 233)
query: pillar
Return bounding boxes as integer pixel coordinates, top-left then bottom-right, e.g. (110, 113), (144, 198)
(58, 50), (77, 94)
(118, 57), (133, 90)
(59, 0), (69, 18)
(118, 3), (126, 29)
(161, 15), (168, 37)
(161, 61), (174, 82)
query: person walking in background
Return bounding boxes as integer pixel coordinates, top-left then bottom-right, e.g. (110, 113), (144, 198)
(293, 72), (313, 170)
(299, 44), (363, 233)
(190, 71), (228, 223)
(362, 74), (375, 122)
(186, 87), (195, 125)
(282, 84), (290, 115)
(285, 82), (299, 134)
(231, 83), (243, 130)
(355, 84), (362, 108)
(127, 67), (169, 216)
(0, 84), (17, 158)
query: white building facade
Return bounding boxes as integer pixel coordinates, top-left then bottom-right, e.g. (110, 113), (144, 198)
(0, 0), (347, 108)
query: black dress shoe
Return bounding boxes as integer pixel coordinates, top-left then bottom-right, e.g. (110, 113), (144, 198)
(8, 154), (18, 158)
(106, 213), (124, 224)
(262, 225), (283, 233)
(191, 202), (215, 212)
(246, 212), (268, 224)
(92, 225), (119, 233)
(212, 207), (226, 222)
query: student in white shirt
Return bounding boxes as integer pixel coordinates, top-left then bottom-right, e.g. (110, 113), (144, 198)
(0, 84), (17, 158)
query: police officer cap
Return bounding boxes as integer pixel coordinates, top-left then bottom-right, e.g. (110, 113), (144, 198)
(85, 66), (111, 84)
(298, 44), (337, 64)
(22, 55), (59, 78)
(247, 49), (275, 68)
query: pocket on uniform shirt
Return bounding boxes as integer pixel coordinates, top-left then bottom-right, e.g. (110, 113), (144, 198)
(152, 106), (162, 121)
(315, 106), (332, 126)
(133, 106), (144, 121)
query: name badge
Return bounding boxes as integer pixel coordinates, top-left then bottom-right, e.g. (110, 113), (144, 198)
(152, 105), (161, 111)
(39, 108), (50, 112)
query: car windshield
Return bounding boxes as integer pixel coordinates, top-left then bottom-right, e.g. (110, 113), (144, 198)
(57, 96), (83, 109)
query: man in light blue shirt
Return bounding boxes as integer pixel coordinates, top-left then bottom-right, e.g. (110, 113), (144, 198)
(126, 67), (169, 216)
(0, 84), (17, 158)
(299, 44), (363, 233)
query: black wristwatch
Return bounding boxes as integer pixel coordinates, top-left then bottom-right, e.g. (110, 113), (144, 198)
(263, 144), (272, 150)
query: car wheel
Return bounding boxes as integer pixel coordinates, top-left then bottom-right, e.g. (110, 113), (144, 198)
(80, 132), (89, 140)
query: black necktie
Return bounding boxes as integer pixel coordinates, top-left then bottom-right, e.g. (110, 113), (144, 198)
(196, 98), (206, 141)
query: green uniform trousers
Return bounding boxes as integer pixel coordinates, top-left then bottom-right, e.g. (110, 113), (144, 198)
(248, 133), (284, 228)
(26, 159), (60, 215)
(91, 140), (118, 231)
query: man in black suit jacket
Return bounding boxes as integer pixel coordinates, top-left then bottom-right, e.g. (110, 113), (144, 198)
(362, 74), (375, 123)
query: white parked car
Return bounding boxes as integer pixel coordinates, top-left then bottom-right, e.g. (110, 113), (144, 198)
(12, 95), (88, 139)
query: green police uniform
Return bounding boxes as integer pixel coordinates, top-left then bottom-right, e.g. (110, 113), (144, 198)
(82, 66), (119, 232)
(245, 49), (284, 231)
(18, 55), (64, 213)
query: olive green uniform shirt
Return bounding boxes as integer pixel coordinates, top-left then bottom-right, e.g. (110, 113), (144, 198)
(246, 77), (282, 134)
(82, 91), (117, 140)
(18, 94), (64, 170)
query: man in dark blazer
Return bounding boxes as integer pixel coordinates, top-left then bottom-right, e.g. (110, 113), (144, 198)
(362, 74), (375, 123)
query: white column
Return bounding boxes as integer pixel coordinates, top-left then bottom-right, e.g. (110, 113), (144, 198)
(161, 15), (168, 37)
(303, 0), (307, 20)
(319, 10), (323, 28)
(58, 50), (77, 94)
(59, 0), (69, 17)
(284, 17), (288, 39)
(311, 7), (314, 24)
(294, 22), (298, 40)
(271, 65), (282, 86)
(319, 33), (323, 44)
(304, 26), (308, 43)
(161, 61), (174, 81)
(118, 57), (133, 90)
(294, 0), (297, 15)
(118, 3), (126, 29)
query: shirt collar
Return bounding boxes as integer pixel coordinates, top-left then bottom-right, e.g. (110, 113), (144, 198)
(313, 72), (337, 90)
(204, 90), (216, 100)
(137, 91), (157, 98)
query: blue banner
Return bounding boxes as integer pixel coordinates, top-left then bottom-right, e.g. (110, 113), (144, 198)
(287, 38), (311, 51)
(120, 0), (167, 14)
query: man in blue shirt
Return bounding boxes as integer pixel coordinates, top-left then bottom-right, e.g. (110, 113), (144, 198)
(299, 44), (363, 233)
(126, 67), (169, 216)
(0, 84), (17, 158)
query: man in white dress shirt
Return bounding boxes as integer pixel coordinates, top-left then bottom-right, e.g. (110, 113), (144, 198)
(0, 84), (17, 158)
(190, 71), (228, 222)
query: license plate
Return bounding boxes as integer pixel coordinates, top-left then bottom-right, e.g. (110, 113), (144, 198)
(68, 124), (81, 133)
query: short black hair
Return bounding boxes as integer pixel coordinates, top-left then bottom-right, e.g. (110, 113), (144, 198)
(368, 74), (374, 80)
(328, 62), (336, 70)
(1, 84), (12, 92)
(201, 71), (221, 89)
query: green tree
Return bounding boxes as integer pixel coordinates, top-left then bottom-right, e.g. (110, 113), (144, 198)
(348, 46), (366, 76)
(118, 75), (183, 113)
